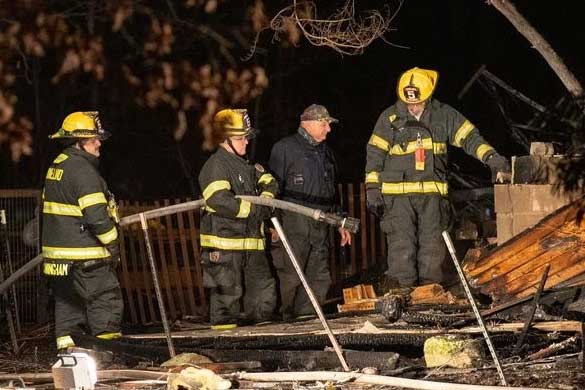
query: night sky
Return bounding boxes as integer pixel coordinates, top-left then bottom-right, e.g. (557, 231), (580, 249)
(5, 0), (585, 199)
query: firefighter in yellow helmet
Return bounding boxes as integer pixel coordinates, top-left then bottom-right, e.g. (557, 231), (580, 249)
(198, 108), (278, 329)
(365, 67), (510, 288)
(42, 111), (123, 352)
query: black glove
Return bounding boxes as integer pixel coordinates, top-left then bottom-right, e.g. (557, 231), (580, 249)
(486, 154), (511, 183)
(251, 204), (272, 222)
(106, 242), (121, 268)
(366, 188), (384, 217)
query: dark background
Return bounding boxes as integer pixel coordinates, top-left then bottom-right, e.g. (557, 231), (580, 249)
(2, 0), (584, 199)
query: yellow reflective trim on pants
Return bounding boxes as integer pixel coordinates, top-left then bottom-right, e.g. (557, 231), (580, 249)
(258, 173), (274, 185)
(476, 144), (495, 161)
(53, 153), (69, 164)
(42, 246), (110, 260)
(260, 191), (275, 198)
(390, 138), (447, 155)
(203, 180), (231, 200)
(453, 120), (475, 147)
(381, 181), (448, 196)
(200, 234), (265, 250)
(365, 171), (379, 184)
(368, 134), (390, 152)
(96, 331), (122, 340)
(236, 199), (251, 218)
(57, 335), (75, 350)
(43, 201), (83, 216)
(96, 226), (118, 245)
(78, 192), (107, 209)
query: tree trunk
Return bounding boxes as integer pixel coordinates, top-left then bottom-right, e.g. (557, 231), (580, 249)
(488, 0), (584, 102)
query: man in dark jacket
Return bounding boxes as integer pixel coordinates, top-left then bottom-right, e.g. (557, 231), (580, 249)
(365, 67), (510, 288)
(42, 111), (123, 352)
(268, 104), (351, 320)
(199, 108), (278, 329)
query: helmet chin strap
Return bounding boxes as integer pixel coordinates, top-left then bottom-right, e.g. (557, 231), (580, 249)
(226, 137), (247, 159)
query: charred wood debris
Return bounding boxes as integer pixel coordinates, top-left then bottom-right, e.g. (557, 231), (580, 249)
(2, 67), (585, 388)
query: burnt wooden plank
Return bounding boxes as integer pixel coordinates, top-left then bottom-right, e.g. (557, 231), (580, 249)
(464, 202), (578, 277)
(118, 215), (138, 324)
(175, 198), (198, 315)
(359, 183), (368, 270)
(153, 200), (177, 319)
(347, 184), (357, 275)
(136, 201), (157, 323)
(185, 197), (206, 309)
(127, 201), (148, 324)
(164, 199), (187, 316)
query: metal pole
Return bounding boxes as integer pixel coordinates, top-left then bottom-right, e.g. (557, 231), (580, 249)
(271, 217), (350, 372)
(442, 231), (507, 386)
(139, 213), (175, 358)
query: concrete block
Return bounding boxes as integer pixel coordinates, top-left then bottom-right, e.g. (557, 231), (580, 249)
(495, 184), (572, 214)
(530, 142), (555, 156)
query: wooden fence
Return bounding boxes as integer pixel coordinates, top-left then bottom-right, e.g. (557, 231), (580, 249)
(118, 183), (387, 325)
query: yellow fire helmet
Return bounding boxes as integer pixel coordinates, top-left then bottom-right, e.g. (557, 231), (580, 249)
(49, 111), (111, 140)
(213, 108), (257, 139)
(397, 67), (439, 104)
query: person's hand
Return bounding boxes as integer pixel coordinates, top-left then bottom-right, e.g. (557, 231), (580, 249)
(106, 242), (121, 268)
(366, 188), (384, 217)
(269, 227), (279, 243)
(338, 227), (352, 246)
(486, 154), (511, 183)
(252, 204), (272, 221)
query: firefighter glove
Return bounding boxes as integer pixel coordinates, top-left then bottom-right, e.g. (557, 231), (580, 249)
(106, 242), (121, 268)
(366, 188), (384, 217)
(251, 204), (272, 222)
(486, 154), (511, 183)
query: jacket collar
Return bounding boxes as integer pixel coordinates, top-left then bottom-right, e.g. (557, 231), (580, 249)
(297, 126), (320, 147)
(64, 146), (100, 168)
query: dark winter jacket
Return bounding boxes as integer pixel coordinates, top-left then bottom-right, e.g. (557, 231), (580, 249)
(198, 147), (278, 252)
(42, 146), (118, 264)
(365, 99), (496, 196)
(268, 129), (337, 211)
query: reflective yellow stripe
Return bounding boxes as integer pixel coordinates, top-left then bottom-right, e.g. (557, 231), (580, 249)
(43, 201), (83, 216)
(381, 181), (448, 195)
(200, 234), (265, 250)
(453, 120), (475, 147)
(368, 134), (390, 152)
(236, 200), (251, 218)
(57, 335), (75, 350)
(476, 144), (495, 161)
(388, 114), (396, 122)
(258, 173), (274, 185)
(78, 192), (107, 209)
(365, 171), (379, 184)
(96, 226), (118, 244)
(96, 331), (122, 340)
(204, 205), (216, 213)
(54, 153), (69, 164)
(203, 180), (231, 200)
(42, 246), (110, 260)
(390, 138), (447, 155)
(260, 191), (275, 198)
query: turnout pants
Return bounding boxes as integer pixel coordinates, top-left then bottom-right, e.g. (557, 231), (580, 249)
(202, 250), (276, 325)
(47, 262), (123, 350)
(381, 195), (451, 287)
(271, 211), (331, 318)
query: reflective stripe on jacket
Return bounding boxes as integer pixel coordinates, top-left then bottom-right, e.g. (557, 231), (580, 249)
(365, 99), (496, 196)
(198, 147), (278, 251)
(42, 147), (118, 261)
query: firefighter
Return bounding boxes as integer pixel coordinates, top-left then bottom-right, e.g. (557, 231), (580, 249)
(268, 104), (351, 321)
(365, 67), (510, 288)
(199, 108), (278, 329)
(42, 111), (123, 352)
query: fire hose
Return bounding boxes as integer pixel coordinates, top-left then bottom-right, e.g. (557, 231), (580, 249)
(0, 196), (358, 296)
